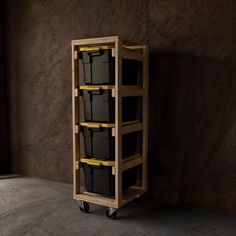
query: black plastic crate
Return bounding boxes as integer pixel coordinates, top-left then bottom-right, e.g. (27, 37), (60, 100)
(79, 46), (140, 85)
(81, 126), (141, 160)
(82, 160), (137, 196)
(81, 88), (140, 123)
(82, 88), (114, 123)
(80, 46), (115, 84)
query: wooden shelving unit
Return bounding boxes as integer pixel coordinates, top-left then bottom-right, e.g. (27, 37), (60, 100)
(71, 36), (148, 216)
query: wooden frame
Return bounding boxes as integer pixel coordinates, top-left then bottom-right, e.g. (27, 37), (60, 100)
(71, 36), (148, 209)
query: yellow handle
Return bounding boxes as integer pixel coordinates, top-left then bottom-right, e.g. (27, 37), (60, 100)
(86, 160), (102, 166)
(80, 86), (103, 90)
(80, 85), (115, 90)
(87, 124), (101, 128)
(80, 122), (101, 128)
(80, 122), (115, 128)
(79, 45), (114, 52)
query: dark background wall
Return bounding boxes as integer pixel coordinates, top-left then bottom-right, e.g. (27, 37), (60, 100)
(0, 0), (10, 175)
(4, 0), (236, 213)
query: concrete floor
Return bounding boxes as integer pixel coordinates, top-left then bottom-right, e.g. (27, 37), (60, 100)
(0, 177), (235, 236)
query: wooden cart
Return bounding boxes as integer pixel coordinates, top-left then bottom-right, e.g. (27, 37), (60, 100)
(71, 36), (148, 219)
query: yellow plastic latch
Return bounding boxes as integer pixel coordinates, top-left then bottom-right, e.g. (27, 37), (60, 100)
(79, 45), (114, 52)
(80, 85), (115, 90)
(82, 158), (102, 166)
(80, 122), (101, 128)
(80, 158), (115, 167)
(80, 122), (115, 128)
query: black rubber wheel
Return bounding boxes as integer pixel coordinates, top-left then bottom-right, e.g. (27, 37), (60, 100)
(79, 201), (89, 213)
(106, 209), (117, 219)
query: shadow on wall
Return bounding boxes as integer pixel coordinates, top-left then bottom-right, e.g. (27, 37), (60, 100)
(148, 51), (185, 203)
(148, 51), (236, 212)
(0, 0), (10, 175)
(5, 1), (42, 176)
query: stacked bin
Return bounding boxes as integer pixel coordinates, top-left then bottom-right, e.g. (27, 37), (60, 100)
(79, 45), (141, 195)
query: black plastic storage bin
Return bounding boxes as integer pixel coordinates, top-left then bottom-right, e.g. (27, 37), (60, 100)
(81, 124), (141, 160)
(80, 46), (115, 85)
(79, 46), (140, 85)
(81, 86), (140, 123)
(81, 158), (137, 195)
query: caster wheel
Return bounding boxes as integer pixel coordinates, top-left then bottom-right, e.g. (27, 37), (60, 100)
(78, 201), (89, 213)
(106, 208), (117, 219)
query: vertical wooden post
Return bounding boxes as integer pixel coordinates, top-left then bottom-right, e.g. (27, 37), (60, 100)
(72, 44), (80, 195)
(115, 37), (122, 206)
(142, 45), (149, 191)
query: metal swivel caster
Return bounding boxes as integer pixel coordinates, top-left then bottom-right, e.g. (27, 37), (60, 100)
(78, 201), (90, 213)
(106, 207), (118, 219)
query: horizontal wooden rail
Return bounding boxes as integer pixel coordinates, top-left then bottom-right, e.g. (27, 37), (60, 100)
(122, 156), (142, 172)
(122, 122), (143, 134)
(72, 36), (118, 46)
(122, 188), (144, 206)
(122, 48), (143, 61)
(74, 193), (118, 208)
(76, 86), (142, 97)
(122, 86), (143, 97)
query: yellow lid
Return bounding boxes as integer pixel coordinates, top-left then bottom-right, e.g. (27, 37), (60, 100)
(81, 153), (141, 167)
(80, 122), (115, 128)
(80, 158), (115, 167)
(80, 120), (140, 128)
(80, 85), (115, 90)
(79, 45), (114, 52)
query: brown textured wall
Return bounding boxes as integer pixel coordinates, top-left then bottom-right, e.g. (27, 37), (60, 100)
(148, 1), (236, 214)
(5, 0), (236, 213)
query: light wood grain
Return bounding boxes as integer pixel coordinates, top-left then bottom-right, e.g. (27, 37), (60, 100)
(115, 37), (123, 206)
(122, 187), (144, 206)
(122, 85), (143, 97)
(74, 193), (118, 208)
(72, 36), (148, 208)
(72, 36), (118, 46)
(142, 45), (149, 191)
(122, 48), (143, 61)
(122, 155), (143, 172)
(122, 122), (143, 134)
(72, 45), (80, 195)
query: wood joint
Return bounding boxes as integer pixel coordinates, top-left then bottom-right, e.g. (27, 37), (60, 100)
(111, 89), (116, 97)
(74, 51), (78, 60)
(74, 88), (79, 97)
(75, 125), (79, 133)
(75, 161), (79, 169)
(112, 48), (115, 57)
(112, 128), (116, 137)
